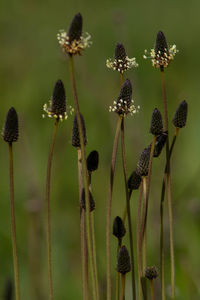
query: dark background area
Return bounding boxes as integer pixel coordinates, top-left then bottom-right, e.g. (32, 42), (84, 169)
(0, 0), (199, 298)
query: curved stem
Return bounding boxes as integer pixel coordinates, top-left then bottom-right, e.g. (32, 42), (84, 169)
(45, 119), (59, 300)
(121, 118), (136, 300)
(9, 143), (20, 300)
(106, 115), (122, 300)
(69, 56), (97, 300)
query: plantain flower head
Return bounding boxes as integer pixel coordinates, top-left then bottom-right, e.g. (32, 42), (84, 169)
(106, 42), (138, 73)
(143, 31), (178, 69)
(57, 13), (92, 56)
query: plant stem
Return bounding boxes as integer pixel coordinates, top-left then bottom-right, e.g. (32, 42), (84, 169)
(106, 115), (123, 300)
(78, 149), (89, 300)
(115, 242), (121, 300)
(139, 177), (147, 274)
(160, 69), (175, 299)
(45, 119), (59, 300)
(137, 185), (143, 300)
(150, 280), (155, 300)
(121, 118), (136, 300)
(8, 143), (20, 300)
(69, 55), (97, 300)
(120, 274), (126, 300)
(91, 212), (99, 299)
(160, 128), (179, 300)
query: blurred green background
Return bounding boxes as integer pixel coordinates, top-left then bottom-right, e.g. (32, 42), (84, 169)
(0, 0), (199, 299)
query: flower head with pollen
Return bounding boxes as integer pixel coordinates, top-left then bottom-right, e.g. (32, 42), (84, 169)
(109, 79), (140, 116)
(106, 42), (138, 73)
(43, 80), (73, 121)
(57, 13), (92, 56)
(143, 31), (178, 69)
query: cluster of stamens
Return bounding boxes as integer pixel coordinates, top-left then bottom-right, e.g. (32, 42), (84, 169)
(109, 98), (140, 116)
(106, 56), (138, 73)
(57, 30), (92, 55)
(143, 45), (178, 69)
(42, 100), (74, 121)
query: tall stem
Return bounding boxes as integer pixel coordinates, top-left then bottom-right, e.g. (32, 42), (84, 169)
(78, 149), (89, 300)
(137, 185), (143, 300)
(160, 70), (175, 299)
(9, 143), (20, 300)
(121, 118), (136, 300)
(115, 241), (121, 300)
(139, 177), (147, 274)
(69, 55), (97, 300)
(45, 119), (59, 300)
(106, 115), (122, 300)
(91, 212), (99, 299)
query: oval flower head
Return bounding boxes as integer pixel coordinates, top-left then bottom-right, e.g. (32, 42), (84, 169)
(143, 31), (178, 70)
(43, 80), (73, 121)
(57, 13), (92, 56)
(109, 79), (140, 116)
(106, 42), (138, 73)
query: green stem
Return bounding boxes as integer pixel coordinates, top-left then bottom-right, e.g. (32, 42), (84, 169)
(106, 115), (123, 300)
(9, 143), (20, 300)
(150, 280), (155, 300)
(78, 149), (89, 300)
(137, 185), (143, 300)
(69, 55), (97, 300)
(45, 119), (59, 300)
(120, 274), (126, 300)
(115, 242), (121, 300)
(91, 212), (99, 299)
(139, 177), (147, 274)
(160, 69), (175, 299)
(121, 118), (136, 300)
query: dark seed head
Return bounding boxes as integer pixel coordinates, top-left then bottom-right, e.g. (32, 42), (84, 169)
(2, 107), (19, 143)
(87, 150), (99, 172)
(172, 100), (188, 128)
(145, 266), (158, 280)
(4, 279), (13, 300)
(155, 31), (169, 56)
(117, 245), (131, 274)
(72, 114), (87, 148)
(115, 43), (126, 61)
(116, 78), (132, 115)
(150, 108), (163, 135)
(153, 131), (168, 157)
(113, 216), (126, 240)
(128, 170), (142, 190)
(51, 80), (66, 117)
(136, 147), (150, 177)
(80, 188), (95, 212)
(68, 13), (82, 43)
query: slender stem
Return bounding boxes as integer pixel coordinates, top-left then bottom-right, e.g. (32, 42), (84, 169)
(106, 115), (123, 300)
(120, 73), (124, 87)
(120, 274), (126, 300)
(69, 55), (97, 300)
(150, 280), (155, 300)
(137, 185), (143, 300)
(91, 212), (99, 299)
(160, 69), (175, 298)
(45, 119), (59, 300)
(115, 242), (121, 300)
(78, 149), (89, 300)
(139, 177), (147, 274)
(160, 128), (179, 300)
(167, 173), (175, 299)
(121, 118), (136, 300)
(8, 143), (20, 300)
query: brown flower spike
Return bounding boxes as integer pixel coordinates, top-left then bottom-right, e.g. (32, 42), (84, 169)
(2, 107), (19, 143)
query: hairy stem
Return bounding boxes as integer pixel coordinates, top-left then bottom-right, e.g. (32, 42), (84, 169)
(69, 55), (97, 300)
(121, 118), (136, 300)
(106, 115), (123, 300)
(45, 119), (59, 300)
(9, 143), (20, 300)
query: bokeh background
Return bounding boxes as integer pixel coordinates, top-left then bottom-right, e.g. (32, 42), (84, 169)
(0, 0), (199, 299)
